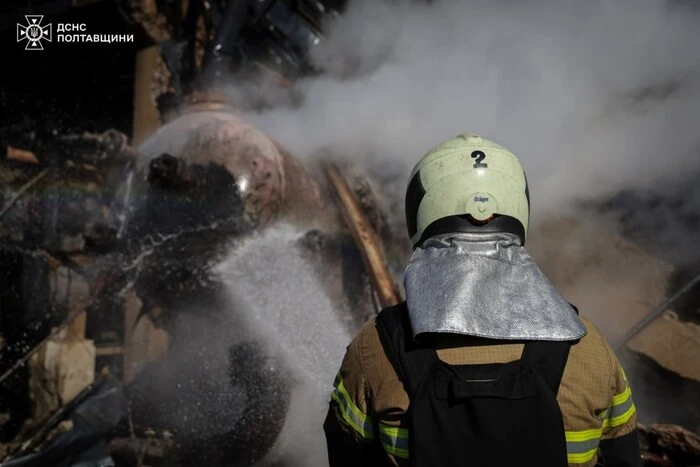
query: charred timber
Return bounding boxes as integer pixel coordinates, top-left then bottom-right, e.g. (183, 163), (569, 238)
(324, 161), (402, 309)
(639, 424), (700, 466)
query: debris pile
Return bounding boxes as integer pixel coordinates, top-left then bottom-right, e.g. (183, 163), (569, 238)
(0, 112), (397, 465)
(1, 1), (699, 466)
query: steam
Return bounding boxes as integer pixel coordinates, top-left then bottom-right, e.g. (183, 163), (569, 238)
(206, 0), (700, 454)
(240, 0), (700, 228)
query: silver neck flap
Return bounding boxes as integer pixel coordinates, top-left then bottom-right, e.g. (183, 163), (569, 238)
(403, 232), (586, 341)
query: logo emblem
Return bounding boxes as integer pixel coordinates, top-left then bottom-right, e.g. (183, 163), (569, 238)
(17, 15), (52, 50)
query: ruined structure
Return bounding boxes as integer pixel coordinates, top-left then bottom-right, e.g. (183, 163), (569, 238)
(1, 1), (699, 466)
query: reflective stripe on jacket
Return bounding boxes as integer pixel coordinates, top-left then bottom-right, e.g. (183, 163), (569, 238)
(325, 314), (639, 467)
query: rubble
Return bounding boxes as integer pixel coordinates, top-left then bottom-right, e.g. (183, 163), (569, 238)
(528, 218), (675, 343)
(27, 310), (96, 421)
(2, 99), (400, 466)
(1, 376), (128, 467)
(2, 1), (699, 465)
(527, 218), (700, 385)
(627, 313), (700, 383)
(639, 424), (700, 466)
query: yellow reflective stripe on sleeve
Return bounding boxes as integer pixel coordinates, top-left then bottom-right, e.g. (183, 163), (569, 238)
(566, 428), (602, 464)
(375, 422), (609, 464)
(604, 403), (636, 428)
(603, 382), (636, 429)
(330, 373), (375, 440)
(378, 423), (409, 459)
(567, 379), (637, 465)
(611, 384), (631, 406)
(377, 424), (604, 463)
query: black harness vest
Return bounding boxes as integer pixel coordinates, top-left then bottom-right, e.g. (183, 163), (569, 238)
(376, 301), (577, 467)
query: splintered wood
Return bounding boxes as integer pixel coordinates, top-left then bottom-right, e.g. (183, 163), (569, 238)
(28, 268), (96, 419)
(6, 146), (39, 164)
(28, 324), (96, 419)
(324, 162), (403, 308)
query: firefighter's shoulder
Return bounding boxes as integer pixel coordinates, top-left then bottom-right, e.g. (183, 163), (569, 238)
(564, 314), (621, 389)
(337, 314), (409, 415)
(339, 314), (403, 387)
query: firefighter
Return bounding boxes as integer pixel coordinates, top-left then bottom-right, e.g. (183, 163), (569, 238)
(323, 134), (641, 467)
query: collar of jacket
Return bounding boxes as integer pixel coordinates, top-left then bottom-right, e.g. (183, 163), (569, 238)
(403, 232), (587, 341)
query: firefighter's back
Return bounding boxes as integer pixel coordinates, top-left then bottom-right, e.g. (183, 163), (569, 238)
(331, 310), (637, 467)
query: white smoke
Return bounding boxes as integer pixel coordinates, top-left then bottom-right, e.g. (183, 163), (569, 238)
(215, 0), (700, 449)
(240, 0), (700, 226)
(231, 0), (700, 429)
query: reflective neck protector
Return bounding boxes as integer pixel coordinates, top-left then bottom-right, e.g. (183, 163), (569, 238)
(404, 232), (586, 341)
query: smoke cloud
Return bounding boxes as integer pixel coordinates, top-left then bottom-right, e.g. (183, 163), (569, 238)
(235, 1), (700, 423)
(226, 0), (700, 441)
(240, 0), (700, 229)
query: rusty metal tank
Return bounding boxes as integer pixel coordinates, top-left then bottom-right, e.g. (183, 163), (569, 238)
(112, 103), (375, 466)
(113, 102), (340, 305)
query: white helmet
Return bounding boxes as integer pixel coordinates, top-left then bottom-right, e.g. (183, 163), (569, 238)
(405, 133), (530, 249)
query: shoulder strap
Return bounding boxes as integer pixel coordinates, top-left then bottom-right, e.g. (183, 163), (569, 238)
(521, 304), (579, 395)
(375, 302), (439, 397)
(520, 340), (571, 396)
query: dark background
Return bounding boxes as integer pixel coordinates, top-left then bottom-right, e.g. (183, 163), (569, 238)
(0, 0), (144, 440)
(0, 0), (143, 138)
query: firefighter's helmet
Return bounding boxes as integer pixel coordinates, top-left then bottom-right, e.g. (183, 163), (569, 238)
(405, 133), (530, 249)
